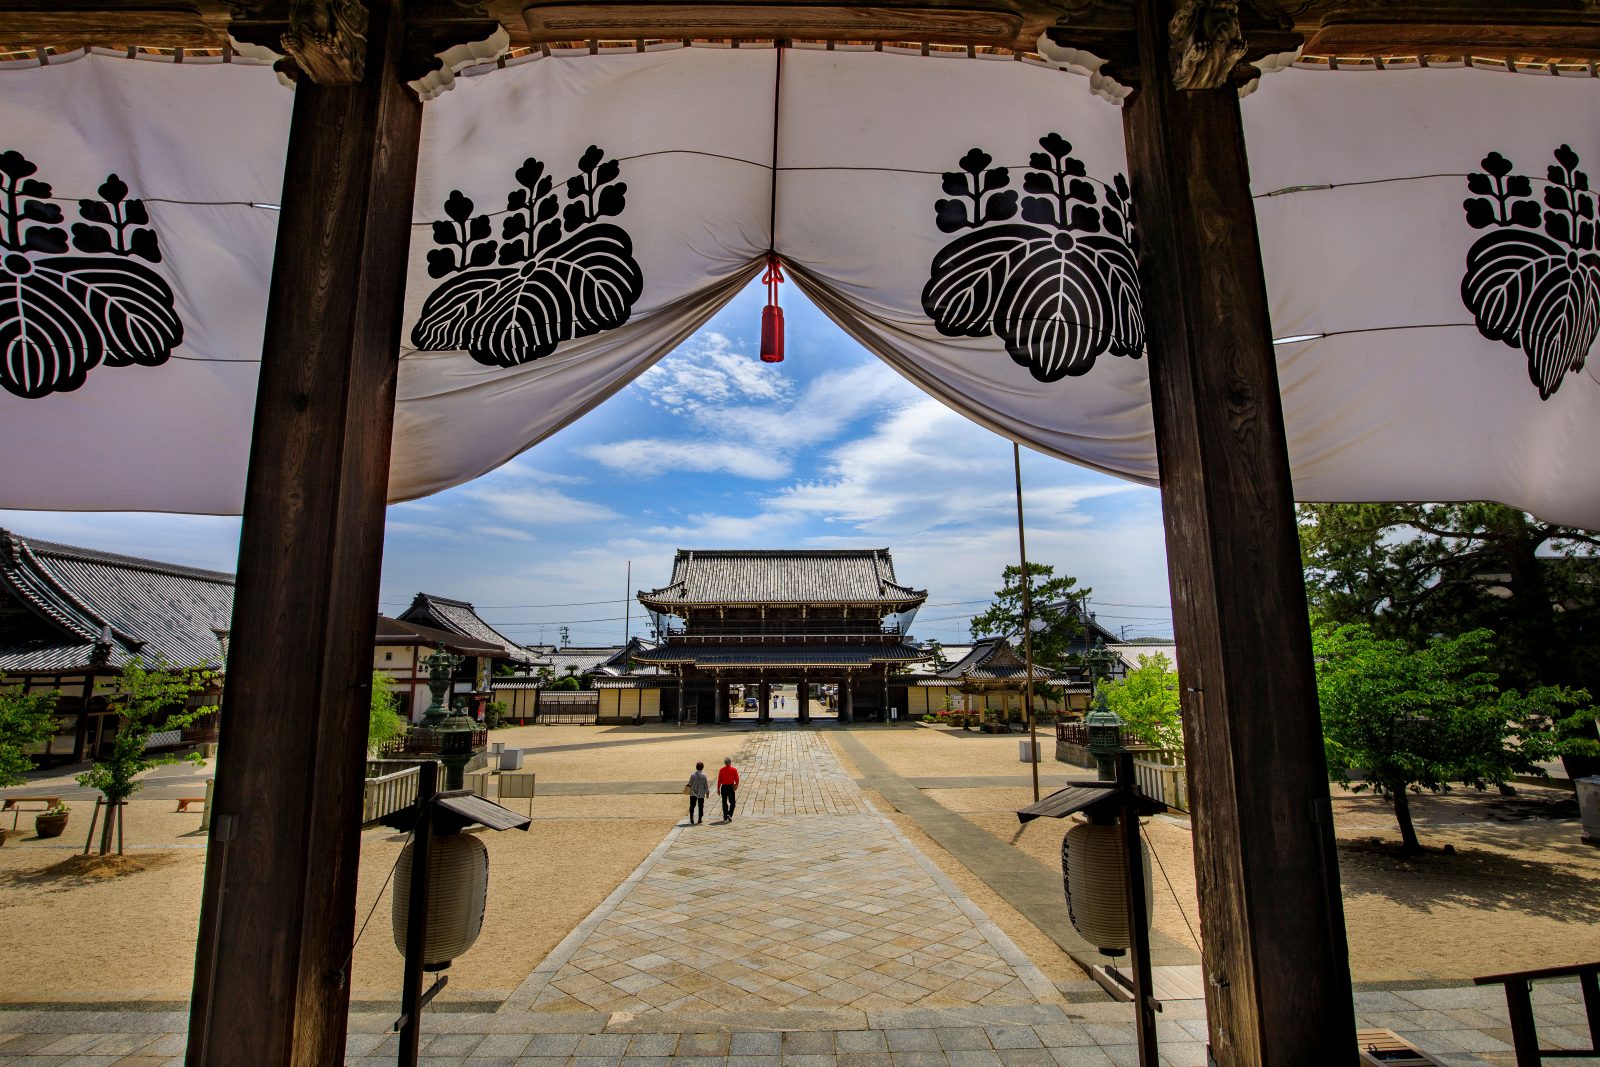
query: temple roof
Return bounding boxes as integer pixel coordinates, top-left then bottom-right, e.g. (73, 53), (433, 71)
(375, 615), (505, 657)
(638, 549), (926, 611)
(399, 592), (535, 664)
(633, 642), (925, 668)
(0, 528), (233, 673)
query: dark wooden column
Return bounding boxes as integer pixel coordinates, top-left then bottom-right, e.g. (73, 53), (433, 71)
(1120, 1), (1356, 1062)
(186, 3), (422, 1064)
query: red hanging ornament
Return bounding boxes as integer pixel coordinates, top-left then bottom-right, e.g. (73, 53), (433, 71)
(760, 254), (785, 364)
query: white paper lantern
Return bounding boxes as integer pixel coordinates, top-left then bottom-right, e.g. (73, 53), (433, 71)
(393, 832), (489, 967)
(1061, 818), (1152, 956)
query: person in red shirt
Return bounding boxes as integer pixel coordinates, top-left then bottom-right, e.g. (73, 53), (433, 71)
(716, 757), (740, 822)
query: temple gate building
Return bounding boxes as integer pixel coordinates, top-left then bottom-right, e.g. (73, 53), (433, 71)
(633, 548), (926, 723)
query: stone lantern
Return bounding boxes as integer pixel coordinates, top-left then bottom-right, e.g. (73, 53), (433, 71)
(1085, 691), (1123, 783)
(420, 649), (480, 788)
(421, 648), (464, 726)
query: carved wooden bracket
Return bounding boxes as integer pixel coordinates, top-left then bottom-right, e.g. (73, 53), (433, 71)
(280, 0), (368, 82)
(1169, 0), (1246, 88)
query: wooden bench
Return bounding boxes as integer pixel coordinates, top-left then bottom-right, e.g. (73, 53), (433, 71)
(175, 797), (208, 813)
(3, 795), (60, 829)
(1475, 960), (1600, 1067)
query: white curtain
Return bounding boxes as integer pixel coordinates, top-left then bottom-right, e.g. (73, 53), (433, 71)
(1, 48), (1597, 526)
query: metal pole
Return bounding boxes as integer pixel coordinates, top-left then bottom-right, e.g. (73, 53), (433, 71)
(398, 760), (438, 1067)
(623, 560), (631, 647)
(1014, 441), (1040, 802)
(1117, 750), (1158, 1066)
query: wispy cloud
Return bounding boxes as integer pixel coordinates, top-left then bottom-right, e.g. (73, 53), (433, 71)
(582, 344), (907, 480)
(581, 440), (790, 480)
(460, 484), (620, 525)
(637, 332), (792, 418)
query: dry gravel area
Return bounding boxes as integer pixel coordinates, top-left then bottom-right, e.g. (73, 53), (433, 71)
(2, 721), (1594, 1006)
(917, 780), (1600, 983)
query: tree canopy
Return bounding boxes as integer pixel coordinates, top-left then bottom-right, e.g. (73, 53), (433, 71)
(368, 671), (406, 754)
(77, 657), (217, 855)
(0, 675), (57, 788)
(1312, 622), (1595, 853)
(1100, 652), (1182, 751)
(1298, 502), (1599, 693)
(968, 563), (1088, 682)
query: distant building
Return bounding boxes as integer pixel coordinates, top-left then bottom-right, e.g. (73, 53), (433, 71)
(373, 616), (506, 721)
(0, 528), (231, 763)
(631, 548), (927, 723)
(902, 636), (1084, 719)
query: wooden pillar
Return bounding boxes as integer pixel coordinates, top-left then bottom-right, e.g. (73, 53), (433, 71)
(1121, 1), (1356, 1062)
(840, 674), (853, 723)
(676, 671), (686, 725)
(185, 4), (421, 1064)
(758, 680), (770, 723)
(797, 671), (809, 724)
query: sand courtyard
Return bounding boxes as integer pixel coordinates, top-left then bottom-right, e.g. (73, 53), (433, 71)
(1, 721), (1597, 1066)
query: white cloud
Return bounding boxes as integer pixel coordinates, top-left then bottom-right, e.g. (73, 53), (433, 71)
(581, 439), (791, 480)
(471, 525), (537, 542)
(460, 484), (620, 525)
(583, 349), (906, 480)
(636, 332), (791, 418)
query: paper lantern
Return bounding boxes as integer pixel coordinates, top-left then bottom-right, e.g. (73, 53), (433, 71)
(393, 832), (489, 968)
(1061, 818), (1152, 956)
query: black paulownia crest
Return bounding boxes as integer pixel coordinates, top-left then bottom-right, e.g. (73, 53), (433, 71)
(921, 134), (1143, 382)
(411, 145), (644, 367)
(1461, 144), (1600, 399)
(0, 150), (183, 399)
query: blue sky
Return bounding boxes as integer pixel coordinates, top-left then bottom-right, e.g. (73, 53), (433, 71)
(0, 279), (1174, 647)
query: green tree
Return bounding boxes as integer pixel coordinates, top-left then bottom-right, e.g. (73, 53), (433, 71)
(0, 675), (58, 787)
(77, 656), (216, 855)
(549, 674), (581, 692)
(1101, 652), (1182, 751)
(1299, 503), (1599, 693)
(1312, 623), (1596, 853)
(368, 671), (406, 755)
(969, 564), (1089, 693)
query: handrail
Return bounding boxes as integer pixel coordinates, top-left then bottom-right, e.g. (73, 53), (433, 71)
(362, 764), (420, 824)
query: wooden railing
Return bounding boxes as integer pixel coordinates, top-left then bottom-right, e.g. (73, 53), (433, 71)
(1133, 750), (1188, 812)
(362, 763), (420, 824)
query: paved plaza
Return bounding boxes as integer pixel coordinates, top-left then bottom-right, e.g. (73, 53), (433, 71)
(1, 724), (1595, 1067)
(503, 730), (1054, 1015)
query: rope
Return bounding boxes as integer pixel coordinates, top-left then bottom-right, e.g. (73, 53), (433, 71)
(1145, 824), (1201, 950)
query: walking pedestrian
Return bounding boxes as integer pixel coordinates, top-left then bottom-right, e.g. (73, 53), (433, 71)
(686, 761), (709, 825)
(716, 756), (740, 822)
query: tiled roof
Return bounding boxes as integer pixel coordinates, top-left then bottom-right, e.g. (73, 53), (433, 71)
(633, 642), (925, 668)
(527, 637), (656, 677)
(940, 638), (1028, 679)
(399, 593), (534, 664)
(639, 549), (927, 609)
(1108, 643), (1179, 673)
(375, 616), (504, 656)
(0, 528), (233, 673)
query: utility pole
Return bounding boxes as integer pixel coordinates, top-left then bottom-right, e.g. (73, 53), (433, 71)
(1013, 441), (1040, 803)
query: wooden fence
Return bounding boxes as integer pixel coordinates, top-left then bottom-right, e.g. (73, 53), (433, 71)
(362, 761), (420, 824)
(1133, 750), (1188, 812)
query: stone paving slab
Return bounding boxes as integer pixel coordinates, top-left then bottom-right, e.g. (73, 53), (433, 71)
(504, 731), (1054, 1016)
(15, 991), (1595, 1067)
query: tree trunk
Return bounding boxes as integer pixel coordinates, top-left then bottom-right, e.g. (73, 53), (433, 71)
(1392, 788), (1421, 854)
(97, 799), (116, 856)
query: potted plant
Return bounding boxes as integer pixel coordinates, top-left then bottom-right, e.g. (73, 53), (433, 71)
(34, 802), (69, 839)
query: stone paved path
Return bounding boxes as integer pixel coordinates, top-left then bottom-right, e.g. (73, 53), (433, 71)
(505, 729), (1055, 1016)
